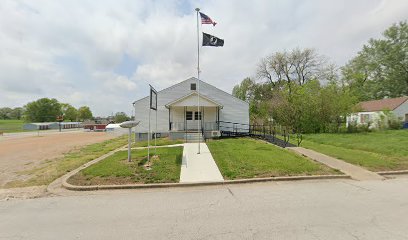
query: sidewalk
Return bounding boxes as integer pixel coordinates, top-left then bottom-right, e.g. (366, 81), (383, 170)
(180, 143), (224, 183)
(288, 147), (385, 181)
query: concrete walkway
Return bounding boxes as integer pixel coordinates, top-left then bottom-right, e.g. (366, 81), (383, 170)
(180, 143), (224, 183)
(288, 147), (385, 181)
(131, 144), (184, 150)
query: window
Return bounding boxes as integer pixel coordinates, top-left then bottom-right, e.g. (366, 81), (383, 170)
(360, 114), (370, 123)
(194, 111), (202, 120)
(186, 111), (193, 120)
(190, 83), (196, 90)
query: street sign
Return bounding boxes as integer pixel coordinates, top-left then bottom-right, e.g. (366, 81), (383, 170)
(150, 85), (157, 110)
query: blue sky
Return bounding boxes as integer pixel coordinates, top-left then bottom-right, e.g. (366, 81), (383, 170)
(0, 0), (407, 116)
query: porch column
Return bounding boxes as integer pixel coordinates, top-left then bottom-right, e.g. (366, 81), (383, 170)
(217, 106), (220, 130)
(168, 107), (171, 130)
(184, 106), (187, 131)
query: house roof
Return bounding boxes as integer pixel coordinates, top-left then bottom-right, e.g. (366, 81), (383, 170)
(357, 96), (408, 112)
(132, 77), (248, 106)
(165, 91), (223, 108)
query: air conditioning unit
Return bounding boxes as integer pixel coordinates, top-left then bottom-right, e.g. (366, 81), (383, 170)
(211, 131), (221, 137)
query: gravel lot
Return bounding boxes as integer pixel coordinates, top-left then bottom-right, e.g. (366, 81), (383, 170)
(0, 131), (115, 187)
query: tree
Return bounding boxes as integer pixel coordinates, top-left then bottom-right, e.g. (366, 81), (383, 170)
(232, 77), (256, 102)
(10, 107), (23, 120)
(78, 106), (93, 121)
(342, 21), (408, 100)
(256, 48), (328, 88)
(269, 80), (357, 133)
(24, 98), (62, 122)
(61, 103), (78, 121)
(0, 107), (13, 119)
(114, 112), (129, 123)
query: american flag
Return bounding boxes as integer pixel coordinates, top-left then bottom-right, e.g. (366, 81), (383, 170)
(199, 12), (216, 26)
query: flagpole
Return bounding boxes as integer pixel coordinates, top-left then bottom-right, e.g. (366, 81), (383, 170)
(195, 7), (201, 154)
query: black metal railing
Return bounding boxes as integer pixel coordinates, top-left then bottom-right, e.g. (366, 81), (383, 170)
(215, 120), (302, 148)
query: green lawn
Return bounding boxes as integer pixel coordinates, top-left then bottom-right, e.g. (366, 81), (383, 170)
(298, 130), (408, 172)
(5, 135), (129, 188)
(68, 147), (183, 185)
(0, 119), (25, 133)
(132, 137), (184, 147)
(207, 138), (339, 180)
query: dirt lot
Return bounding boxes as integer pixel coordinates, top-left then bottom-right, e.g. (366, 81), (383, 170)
(0, 131), (116, 187)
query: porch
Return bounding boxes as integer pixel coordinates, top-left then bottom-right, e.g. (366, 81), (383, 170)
(168, 106), (221, 132)
(165, 92), (222, 132)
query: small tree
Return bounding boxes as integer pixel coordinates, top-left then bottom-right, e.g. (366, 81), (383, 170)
(114, 112), (129, 123)
(78, 106), (93, 121)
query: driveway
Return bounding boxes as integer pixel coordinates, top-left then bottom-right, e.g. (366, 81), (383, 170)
(1, 176), (407, 239)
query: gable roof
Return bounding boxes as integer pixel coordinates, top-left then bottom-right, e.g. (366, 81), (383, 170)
(165, 91), (223, 108)
(357, 96), (408, 112)
(132, 77), (248, 105)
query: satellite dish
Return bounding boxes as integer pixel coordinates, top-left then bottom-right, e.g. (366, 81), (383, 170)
(120, 121), (140, 128)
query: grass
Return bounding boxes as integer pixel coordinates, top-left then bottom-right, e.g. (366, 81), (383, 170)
(297, 130), (408, 172)
(132, 137), (184, 147)
(0, 119), (25, 133)
(206, 138), (339, 180)
(4, 135), (129, 188)
(68, 147), (183, 185)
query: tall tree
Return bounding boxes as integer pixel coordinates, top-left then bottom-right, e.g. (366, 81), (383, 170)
(61, 103), (78, 121)
(256, 48), (328, 88)
(342, 21), (408, 100)
(78, 106), (93, 121)
(24, 98), (61, 122)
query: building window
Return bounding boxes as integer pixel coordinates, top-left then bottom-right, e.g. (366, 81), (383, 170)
(194, 111), (202, 120)
(360, 114), (370, 123)
(191, 83), (196, 90)
(186, 111), (193, 120)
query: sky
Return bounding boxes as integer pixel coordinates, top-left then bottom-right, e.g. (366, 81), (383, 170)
(0, 0), (407, 117)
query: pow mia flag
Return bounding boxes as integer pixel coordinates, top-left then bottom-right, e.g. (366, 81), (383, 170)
(202, 32), (224, 47)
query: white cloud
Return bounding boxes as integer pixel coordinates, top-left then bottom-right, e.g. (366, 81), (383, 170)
(0, 0), (407, 116)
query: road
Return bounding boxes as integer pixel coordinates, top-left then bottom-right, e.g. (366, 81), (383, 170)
(1, 177), (408, 240)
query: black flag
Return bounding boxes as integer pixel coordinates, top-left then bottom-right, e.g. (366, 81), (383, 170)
(202, 32), (224, 47)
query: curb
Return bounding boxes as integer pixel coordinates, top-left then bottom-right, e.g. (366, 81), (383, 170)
(62, 174), (350, 191)
(377, 170), (408, 175)
(47, 144), (128, 195)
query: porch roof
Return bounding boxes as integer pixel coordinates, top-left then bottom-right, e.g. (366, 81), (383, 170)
(165, 91), (223, 108)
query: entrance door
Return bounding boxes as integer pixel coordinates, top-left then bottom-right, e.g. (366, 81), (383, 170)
(186, 110), (201, 130)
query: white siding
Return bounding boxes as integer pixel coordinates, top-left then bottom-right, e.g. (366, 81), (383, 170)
(133, 77), (249, 133)
(394, 100), (408, 120)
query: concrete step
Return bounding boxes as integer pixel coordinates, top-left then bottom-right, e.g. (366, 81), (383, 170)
(185, 133), (204, 143)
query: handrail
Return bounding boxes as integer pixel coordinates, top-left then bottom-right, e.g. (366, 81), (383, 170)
(217, 120), (250, 126)
(201, 127), (206, 142)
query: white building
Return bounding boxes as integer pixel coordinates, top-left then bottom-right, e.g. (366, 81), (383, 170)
(133, 77), (249, 140)
(347, 96), (408, 128)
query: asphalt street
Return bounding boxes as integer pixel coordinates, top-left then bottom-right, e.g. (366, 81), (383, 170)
(1, 176), (408, 240)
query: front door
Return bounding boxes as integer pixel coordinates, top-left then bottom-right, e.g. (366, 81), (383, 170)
(186, 110), (201, 130)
